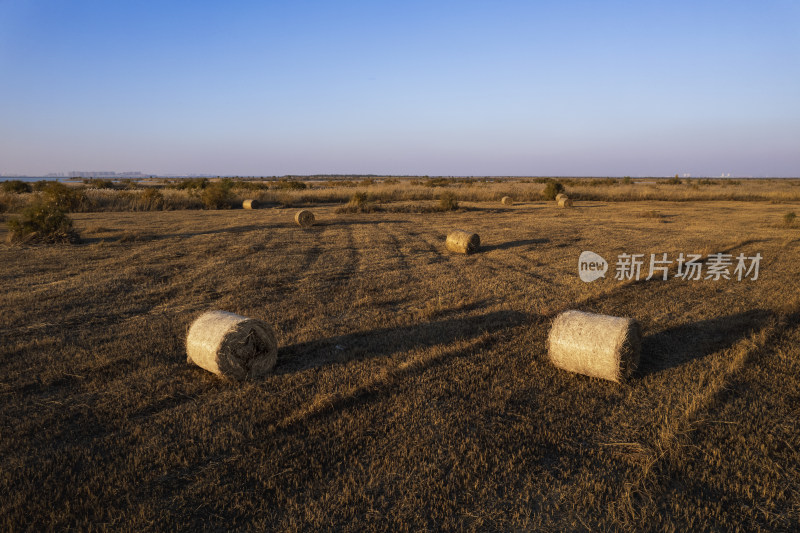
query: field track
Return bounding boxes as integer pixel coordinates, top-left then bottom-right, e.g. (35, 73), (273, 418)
(2, 200), (799, 530)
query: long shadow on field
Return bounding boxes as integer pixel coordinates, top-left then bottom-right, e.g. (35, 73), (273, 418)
(276, 309), (529, 374)
(320, 219), (407, 227)
(482, 238), (550, 252)
(80, 224), (284, 243)
(638, 309), (773, 377)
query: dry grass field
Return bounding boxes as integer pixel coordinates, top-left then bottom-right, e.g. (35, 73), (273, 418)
(2, 183), (800, 530)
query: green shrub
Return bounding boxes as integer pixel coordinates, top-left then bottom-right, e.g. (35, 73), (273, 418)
(201, 179), (234, 209)
(1, 180), (31, 194)
(622, 176), (632, 184)
(784, 212), (797, 227)
(6, 199), (80, 244)
(666, 175), (682, 185)
(543, 181), (565, 200)
(438, 191), (459, 211)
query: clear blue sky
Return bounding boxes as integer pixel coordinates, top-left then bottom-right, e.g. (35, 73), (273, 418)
(1, 0), (798, 176)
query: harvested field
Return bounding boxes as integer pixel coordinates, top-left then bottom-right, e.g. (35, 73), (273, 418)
(1, 198), (799, 530)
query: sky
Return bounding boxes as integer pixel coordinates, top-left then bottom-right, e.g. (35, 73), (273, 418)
(1, 0), (798, 177)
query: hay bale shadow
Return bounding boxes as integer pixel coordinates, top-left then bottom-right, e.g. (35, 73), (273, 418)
(482, 238), (550, 252)
(637, 309), (773, 377)
(277, 309), (529, 374)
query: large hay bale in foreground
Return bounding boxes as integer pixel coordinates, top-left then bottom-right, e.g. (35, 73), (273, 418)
(558, 197), (573, 208)
(501, 196), (513, 205)
(547, 310), (641, 382)
(295, 209), (315, 227)
(555, 193), (568, 202)
(446, 230), (480, 254)
(243, 199), (259, 210)
(186, 310), (278, 380)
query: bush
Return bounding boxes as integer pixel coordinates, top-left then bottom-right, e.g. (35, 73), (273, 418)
(6, 198), (80, 244)
(234, 180), (270, 191)
(201, 179), (234, 209)
(666, 175), (682, 185)
(82, 178), (115, 189)
(324, 180), (358, 188)
(622, 176), (632, 184)
(136, 188), (166, 211)
(423, 178), (453, 188)
(350, 192), (368, 207)
(117, 179), (139, 190)
(784, 212), (797, 227)
(172, 178), (208, 190)
(438, 191), (459, 211)
(272, 180), (307, 190)
(335, 192), (380, 213)
(41, 182), (91, 212)
(1, 180), (31, 194)
(586, 178), (618, 187)
(543, 181), (565, 200)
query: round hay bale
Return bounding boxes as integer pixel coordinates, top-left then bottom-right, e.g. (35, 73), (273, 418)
(555, 193), (568, 202)
(295, 209), (315, 227)
(501, 196), (513, 206)
(558, 197), (573, 208)
(446, 230), (480, 254)
(242, 199), (259, 210)
(186, 310), (278, 380)
(547, 310), (641, 382)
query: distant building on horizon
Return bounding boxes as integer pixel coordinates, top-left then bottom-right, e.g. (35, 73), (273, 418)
(67, 171), (145, 178)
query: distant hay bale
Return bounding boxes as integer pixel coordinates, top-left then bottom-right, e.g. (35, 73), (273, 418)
(242, 199), (259, 210)
(558, 197), (573, 208)
(186, 310), (278, 380)
(555, 193), (568, 202)
(446, 230), (480, 254)
(295, 209), (315, 227)
(501, 196), (513, 205)
(547, 310), (641, 382)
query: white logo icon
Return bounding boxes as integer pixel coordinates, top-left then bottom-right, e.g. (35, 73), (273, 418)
(579, 251), (608, 282)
